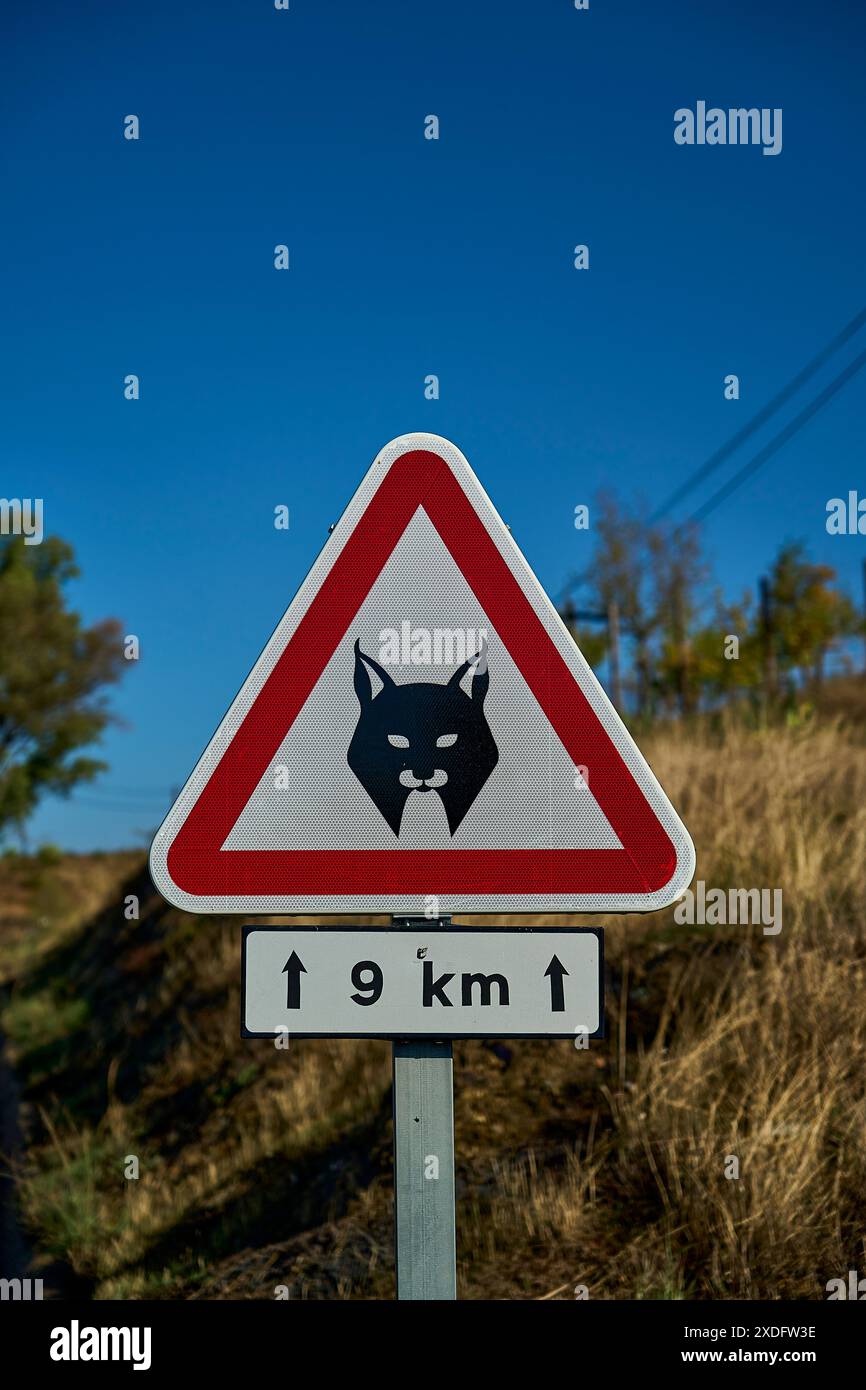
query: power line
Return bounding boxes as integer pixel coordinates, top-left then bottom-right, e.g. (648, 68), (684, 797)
(679, 342), (866, 529)
(47, 789), (169, 812)
(649, 305), (866, 524)
(71, 792), (166, 806)
(71, 800), (161, 810)
(92, 783), (171, 796)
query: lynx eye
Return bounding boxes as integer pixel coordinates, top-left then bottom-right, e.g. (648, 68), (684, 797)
(436, 734), (458, 748)
(387, 734), (410, 748)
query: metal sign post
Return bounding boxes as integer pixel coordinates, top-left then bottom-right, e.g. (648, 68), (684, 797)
(391, 915), (456, 1301)
(393, 1039), (456, 1300)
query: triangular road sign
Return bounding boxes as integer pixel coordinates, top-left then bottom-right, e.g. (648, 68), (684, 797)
(150, 434), (694, 915)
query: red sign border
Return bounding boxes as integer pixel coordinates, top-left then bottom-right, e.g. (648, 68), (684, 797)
(166, 448), (677, 899)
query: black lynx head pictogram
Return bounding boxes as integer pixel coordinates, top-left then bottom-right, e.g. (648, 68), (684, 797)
(347, 638), (498, 836)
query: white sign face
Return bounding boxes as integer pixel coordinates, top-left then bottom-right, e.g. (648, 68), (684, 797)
(242, 927), (603, 1039)
(151, 433), (694, 915)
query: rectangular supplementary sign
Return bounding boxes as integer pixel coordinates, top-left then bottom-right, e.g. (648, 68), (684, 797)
(241, 927), (603, 1040)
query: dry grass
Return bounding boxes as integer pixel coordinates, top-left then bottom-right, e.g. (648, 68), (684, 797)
(3, 711), (866, 1299)
(462, 715), (866, 1299)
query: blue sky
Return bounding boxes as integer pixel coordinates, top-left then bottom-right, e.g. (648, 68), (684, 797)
(5, 0), (865, 850)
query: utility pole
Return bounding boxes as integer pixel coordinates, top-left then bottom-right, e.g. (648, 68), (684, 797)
(607, 600), (623, 713)
(560, 598), (624, 712)
(759, 575), (777, 704)
(671, 577), (688, 716)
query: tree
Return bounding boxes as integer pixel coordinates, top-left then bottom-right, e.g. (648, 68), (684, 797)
(0, 537), (124, 838)
(563, 493), (706, 718)
(648, 518), (707, 716)
(564, 493), (656, 715)
(686, 589), (763, 707)
(768, 542), (859, 692)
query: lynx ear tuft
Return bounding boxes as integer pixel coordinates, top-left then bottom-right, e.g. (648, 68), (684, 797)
(469, 639), (490, 704)
(448, 639), (490, 702)
(353, 639), (395, 706)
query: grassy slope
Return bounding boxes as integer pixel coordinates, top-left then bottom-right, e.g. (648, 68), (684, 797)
(2, 710), (866, 1300)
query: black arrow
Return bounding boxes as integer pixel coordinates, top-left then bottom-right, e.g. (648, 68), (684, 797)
(282, 951), (307, 1009)
(544, 955), (569, 1012)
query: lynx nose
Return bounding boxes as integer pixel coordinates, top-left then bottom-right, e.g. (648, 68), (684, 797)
(420, 769), (448, 789)
(398, 768), (448, 790)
